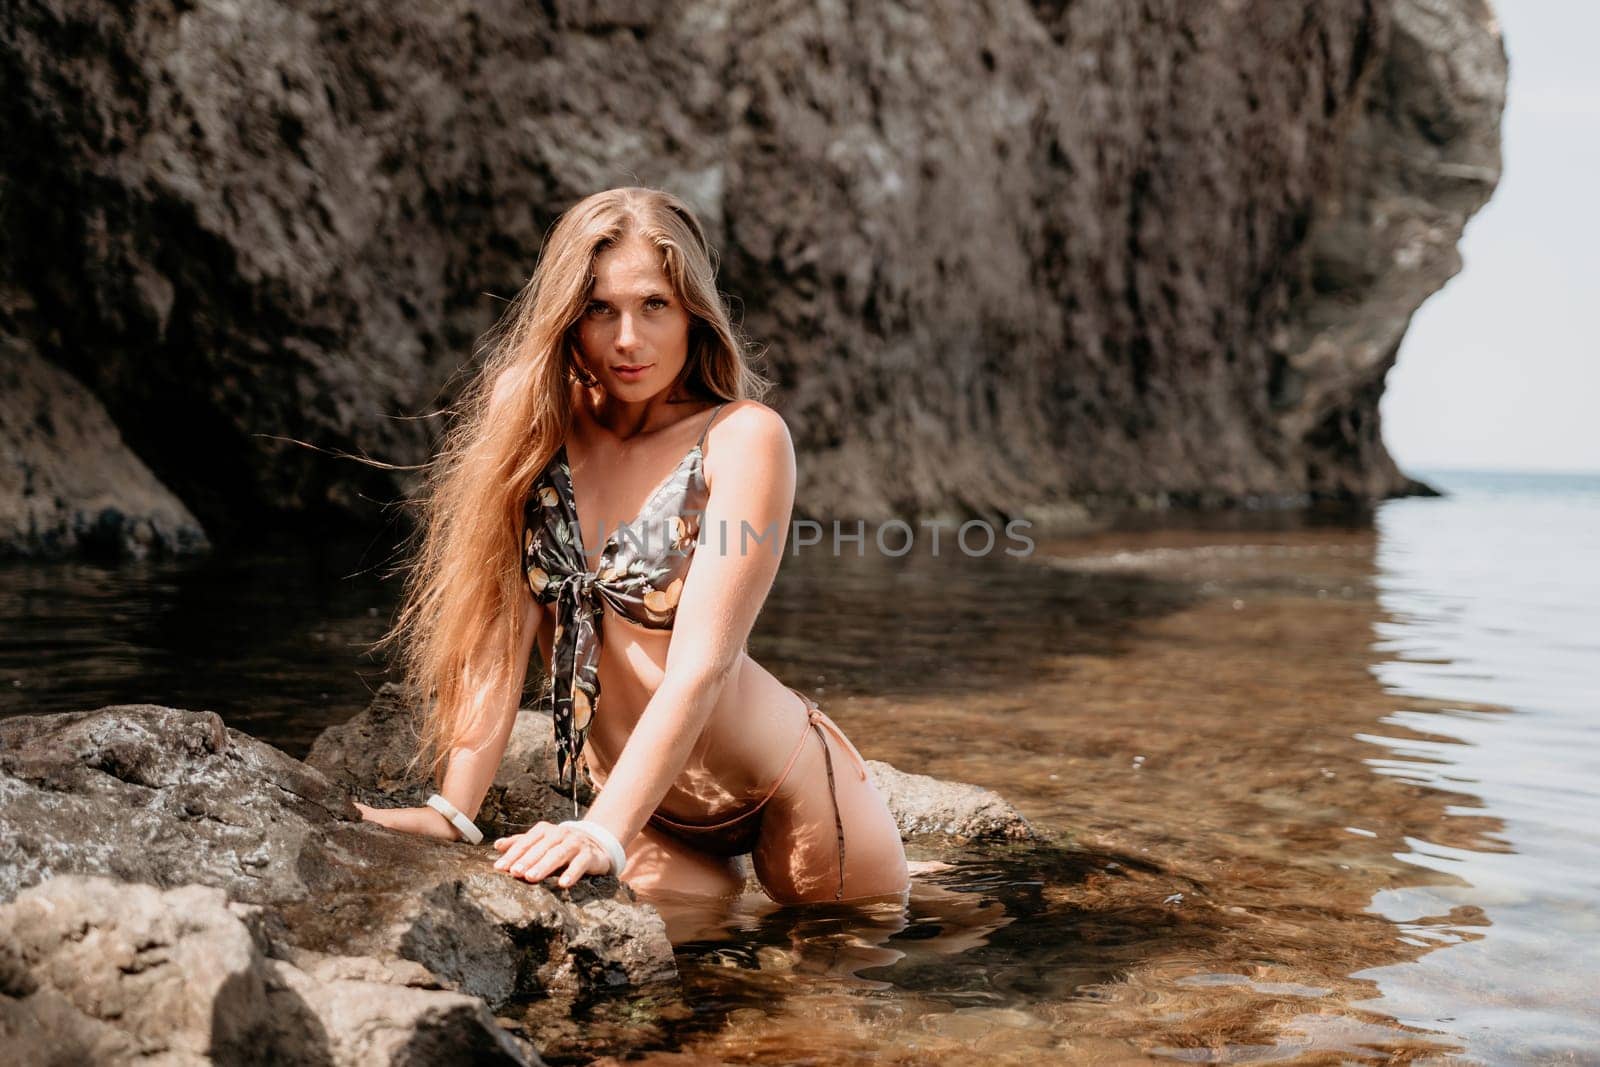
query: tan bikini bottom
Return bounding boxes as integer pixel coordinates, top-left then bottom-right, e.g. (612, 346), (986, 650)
(643, 687), (870, 900)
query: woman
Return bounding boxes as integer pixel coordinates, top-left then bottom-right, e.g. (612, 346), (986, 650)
(356, 187), (910, 906)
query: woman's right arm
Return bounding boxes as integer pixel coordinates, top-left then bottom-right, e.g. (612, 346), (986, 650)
(358, 585), (550, 838)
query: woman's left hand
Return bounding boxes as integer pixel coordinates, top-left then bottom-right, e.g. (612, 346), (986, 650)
(353, 801), (459, 841)
(492, 821), (613, 887)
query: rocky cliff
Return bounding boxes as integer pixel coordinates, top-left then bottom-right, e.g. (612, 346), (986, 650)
(0, 0), (1507, 558)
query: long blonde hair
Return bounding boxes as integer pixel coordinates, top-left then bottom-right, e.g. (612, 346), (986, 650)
(376, 186), (773, 786)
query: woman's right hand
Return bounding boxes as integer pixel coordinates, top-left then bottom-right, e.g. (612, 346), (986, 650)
(353, 801), (461, 841)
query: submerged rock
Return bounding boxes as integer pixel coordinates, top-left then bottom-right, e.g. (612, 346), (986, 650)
(0, 705), (676, 1010)
(866, 761), (1039, 843)
(0, 874), (539, 1066)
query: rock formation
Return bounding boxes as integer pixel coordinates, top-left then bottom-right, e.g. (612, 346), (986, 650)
(1283, 0), (1507, 500)
(0, 875), (540, 1065)
(0, 704), (680, 1009)
(0, 343), (207, 559)
(0, 0), (1507, 558)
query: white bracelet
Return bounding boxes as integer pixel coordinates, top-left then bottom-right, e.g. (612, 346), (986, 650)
(560, 819), (627, 876)
(424, 793), (484, 844)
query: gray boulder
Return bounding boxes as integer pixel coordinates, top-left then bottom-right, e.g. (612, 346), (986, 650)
(0, 873), (540, 1066)
(306, 681), (593, 835)
(0, 704), (676, 1010)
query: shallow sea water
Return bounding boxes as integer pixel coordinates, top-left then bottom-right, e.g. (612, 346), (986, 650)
(3, 470), (1597, 1065)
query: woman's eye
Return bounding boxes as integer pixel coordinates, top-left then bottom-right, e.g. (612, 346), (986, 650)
(587, 299), (665, 315)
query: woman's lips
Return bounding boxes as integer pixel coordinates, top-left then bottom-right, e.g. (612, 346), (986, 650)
(614, 363), (652, 380)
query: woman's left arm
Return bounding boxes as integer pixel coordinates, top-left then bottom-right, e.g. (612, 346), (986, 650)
(493, 402), (796, 886)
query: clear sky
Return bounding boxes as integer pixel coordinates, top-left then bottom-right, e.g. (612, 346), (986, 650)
(1380, 1), (1600, 475)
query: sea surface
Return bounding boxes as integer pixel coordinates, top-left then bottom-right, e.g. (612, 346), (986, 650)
(2, 468), (1597, 1064)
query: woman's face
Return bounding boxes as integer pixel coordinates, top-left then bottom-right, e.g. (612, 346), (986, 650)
(573, 235), (693, 402)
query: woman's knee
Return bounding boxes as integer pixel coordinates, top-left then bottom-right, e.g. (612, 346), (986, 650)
(754, 757), (909, 904)
(836, 794), (911, 900)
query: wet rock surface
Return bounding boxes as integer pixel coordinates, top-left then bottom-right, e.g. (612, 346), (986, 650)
(0, 704), (677, 1010)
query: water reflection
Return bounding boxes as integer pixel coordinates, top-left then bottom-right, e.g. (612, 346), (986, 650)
(1343, 473), (1600, 1062)
(0, 529), (400, 755)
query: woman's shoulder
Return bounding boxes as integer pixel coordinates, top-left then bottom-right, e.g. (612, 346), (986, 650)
(706, 398), (792, 448)
(702, 399), (794, 473)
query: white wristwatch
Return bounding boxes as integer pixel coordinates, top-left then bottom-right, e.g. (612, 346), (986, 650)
(425, 793), (484, 844)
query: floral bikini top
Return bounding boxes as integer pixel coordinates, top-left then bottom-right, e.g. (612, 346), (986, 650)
(520, 401), (727, 812)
